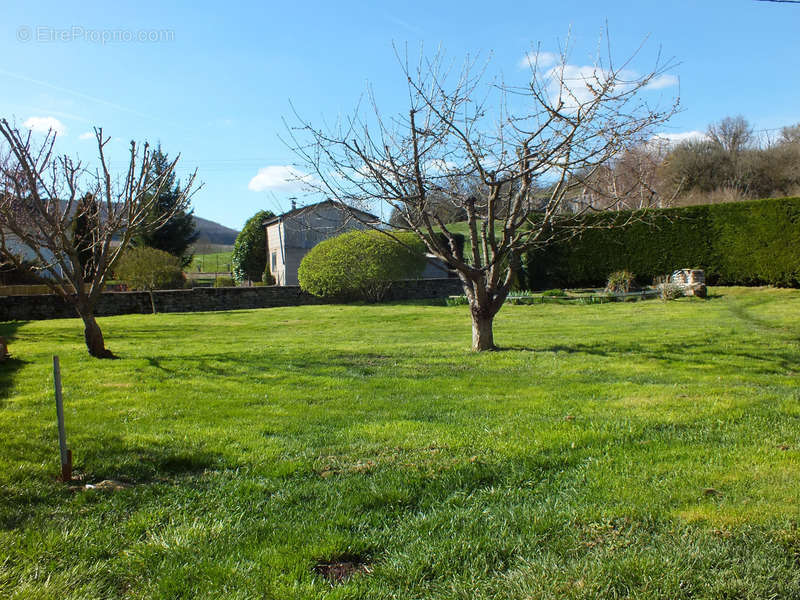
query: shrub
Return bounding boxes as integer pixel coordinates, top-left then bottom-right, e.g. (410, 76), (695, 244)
(658, 281), (685, 301)
(541, 288), (567, 297)
(213, 276), (235, 288)
(298, 230), (427, 301)
(605, 270), (635, 294)
(445, 295), (469, 306)
(115, 247), (184, 291)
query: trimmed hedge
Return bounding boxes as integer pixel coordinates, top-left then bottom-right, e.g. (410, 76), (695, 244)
(524, 197), (800, 289)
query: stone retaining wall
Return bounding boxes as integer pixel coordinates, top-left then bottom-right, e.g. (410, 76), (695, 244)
(0, 278), (464, 322)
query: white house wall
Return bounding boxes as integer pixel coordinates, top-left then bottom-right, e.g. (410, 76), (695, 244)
(266, 221), (287, 285)
(265, 203), (372, 286)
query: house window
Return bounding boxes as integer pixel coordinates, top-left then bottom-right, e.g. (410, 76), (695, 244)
(271, 251), (277, 270)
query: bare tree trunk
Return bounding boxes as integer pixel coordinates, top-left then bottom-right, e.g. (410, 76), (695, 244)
(470, 302), (496, 351)
(77, 307), (112, 358)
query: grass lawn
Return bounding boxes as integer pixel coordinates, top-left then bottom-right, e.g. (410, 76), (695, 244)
(1, 287), (799, 599)
(188, 249), (233, 274)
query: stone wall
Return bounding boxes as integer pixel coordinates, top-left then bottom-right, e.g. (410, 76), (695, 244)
(0, 278), (464, 322)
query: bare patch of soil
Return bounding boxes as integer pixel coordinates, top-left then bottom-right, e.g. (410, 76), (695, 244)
(313, 556), (372, 584)
(69, 479), (132, 492)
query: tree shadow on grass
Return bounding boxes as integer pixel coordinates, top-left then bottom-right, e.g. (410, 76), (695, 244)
(145, 356), (172, 373)
(0, 485), (53, 531)
(493, 346), (537, 353)
(0, 357), (29, 409)
(143, 350), (403, 380)
(0, 438), (224, 531)
(497, 338), (799, 377)
(0, 321), (28, 410)
(144, 337), (797, 387)
(76, 437), (223, 484)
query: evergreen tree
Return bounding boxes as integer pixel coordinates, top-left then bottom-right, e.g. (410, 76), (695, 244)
(231, 209), (274, 283)
(136, 145), (198, 268)
(71, 193), (99, 280)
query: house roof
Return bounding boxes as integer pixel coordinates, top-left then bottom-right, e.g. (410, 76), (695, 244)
(262, 199), (379, 228)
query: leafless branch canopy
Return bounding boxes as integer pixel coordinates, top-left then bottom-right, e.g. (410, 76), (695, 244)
(288, 38), (678, 309)
(0, 120), (197, 304)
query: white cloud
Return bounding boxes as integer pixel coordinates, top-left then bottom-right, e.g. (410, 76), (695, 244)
(652, 130), (707, 145)
(645, 74), (679, 90)
(23, 116), (66, 135)
(519, 51), (558, 70)
(547, 63), (612, 107)
(248, 165), (311, 192)
(423, 158), (458, 173)
(78, 131), (94, 140)
(544, 62), (678, 110)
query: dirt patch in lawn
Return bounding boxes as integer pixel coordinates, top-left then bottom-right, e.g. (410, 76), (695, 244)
(313, 555), (372, 584)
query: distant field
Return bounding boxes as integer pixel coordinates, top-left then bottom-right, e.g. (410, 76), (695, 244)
(1, 287), (799, 598)
(188, 246), (233, 273)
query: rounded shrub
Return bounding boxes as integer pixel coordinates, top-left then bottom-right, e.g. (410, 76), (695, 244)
(298, 230), (427, 301)
(115, 247), (184, 291)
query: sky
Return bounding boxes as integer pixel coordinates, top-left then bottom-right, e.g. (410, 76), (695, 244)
(1, 0), (798, 231)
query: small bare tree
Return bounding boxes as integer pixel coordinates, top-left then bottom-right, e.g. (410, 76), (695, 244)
(0, 120), (196, 357)
(289, 37), (678, 350)
(706, 115), (753, 155)
(582, 136), (687, 211)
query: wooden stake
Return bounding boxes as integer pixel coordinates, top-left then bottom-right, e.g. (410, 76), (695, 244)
(53, 356), (72, 481)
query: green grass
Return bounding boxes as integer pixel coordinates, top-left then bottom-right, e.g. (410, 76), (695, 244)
(188, 248), (233, 273)
(1, 287), (799, 599)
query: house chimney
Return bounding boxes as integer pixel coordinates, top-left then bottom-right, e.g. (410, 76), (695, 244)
(291, 199), (297, 211)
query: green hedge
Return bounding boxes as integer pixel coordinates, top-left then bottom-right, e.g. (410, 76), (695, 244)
(524, 197), (800, 289)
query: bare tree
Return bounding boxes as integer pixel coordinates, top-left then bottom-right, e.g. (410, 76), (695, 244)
(289, 38), (678, 351)
(706, 116), (753, 155)
(0, 120), (196, 357)
(581, 141), (676, 210)
(780, 123), (800, 145)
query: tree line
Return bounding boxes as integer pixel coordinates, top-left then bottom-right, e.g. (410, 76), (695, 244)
(659, 117), (800, 204)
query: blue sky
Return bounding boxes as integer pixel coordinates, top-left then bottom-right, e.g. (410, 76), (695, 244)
(2, 1), (798, 230)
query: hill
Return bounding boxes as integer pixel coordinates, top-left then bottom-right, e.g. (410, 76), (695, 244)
(42, 200), (240, 247)
(193, 216), (239, 246)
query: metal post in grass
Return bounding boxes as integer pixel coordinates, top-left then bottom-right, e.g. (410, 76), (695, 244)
(52, 356), (72, 481)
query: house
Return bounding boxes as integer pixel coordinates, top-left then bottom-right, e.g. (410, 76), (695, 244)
(263, 199), (456, 286)
(263, 200), (379, 286)
(0, 230), (58, 280)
